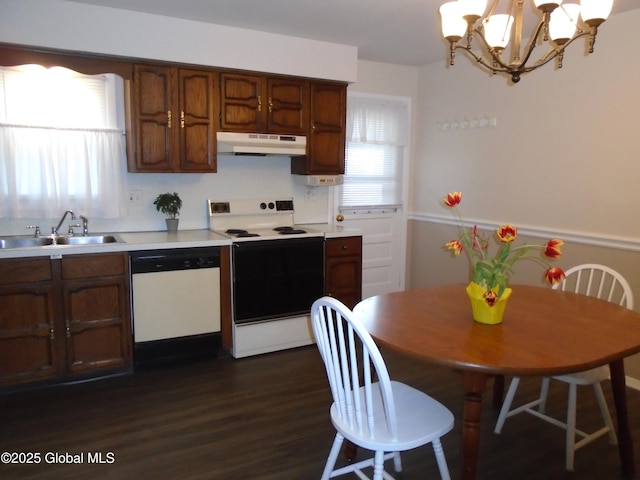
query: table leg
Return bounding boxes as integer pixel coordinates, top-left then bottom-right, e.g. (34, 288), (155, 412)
(492, 374), (505, 409)
(609, 359), (636, 478)
(461, 371), (489, 480)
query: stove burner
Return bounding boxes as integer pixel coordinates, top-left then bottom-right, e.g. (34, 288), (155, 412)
(226, 229), (248, 234)
(273, 226), (294, 232)
(279, 229), (307, 235)
(237, 232), (260, 237)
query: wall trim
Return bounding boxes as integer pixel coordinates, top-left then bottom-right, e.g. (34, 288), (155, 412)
(626, 376), (640, 392)
(410, 213), (640, 253)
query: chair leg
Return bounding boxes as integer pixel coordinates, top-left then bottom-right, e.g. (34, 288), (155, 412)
(432, 438), (451, 480)
(321, 433), (344, 480)
(565, 384), (578, 472)
(373, 450), (385, 480)
(392, 451), (402, 473)
(494, 377), (521, 434)
(593, 382), (618, 445)
(538, 377), (551, 413)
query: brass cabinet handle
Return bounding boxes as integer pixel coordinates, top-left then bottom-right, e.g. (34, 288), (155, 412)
(180, 111), (185, 129)
(49, 325), (55, 341)
(65, 319), (71, 338)
(268, 97), (273, 113)
(167, 110), (172, 128)
(258, 95), (262, 112)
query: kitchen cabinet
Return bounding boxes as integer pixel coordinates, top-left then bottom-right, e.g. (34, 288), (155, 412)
(219, 73), (308, 135)
(0, 253), (132, 388)
(130, 64), (217, 173)
(291, 81), (347, 175)
(325, 236), (362, 309)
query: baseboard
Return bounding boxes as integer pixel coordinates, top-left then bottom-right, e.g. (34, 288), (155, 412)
(626, 376), (640, 391)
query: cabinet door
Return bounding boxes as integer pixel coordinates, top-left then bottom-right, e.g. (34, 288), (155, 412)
(219, 73), (264, 132)
(61, 254), (132, 374)
(267, 78), (308, 134)
(0, 258), (60, 386)
(292, 81), (346, 175)
(131, 65), (179, 172)
(325, 237), (362, 309)
(178, 69), (217, 172)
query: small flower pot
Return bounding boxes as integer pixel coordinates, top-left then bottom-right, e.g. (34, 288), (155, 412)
(466, 282), (512, 325)
(165, 218), (179, 233)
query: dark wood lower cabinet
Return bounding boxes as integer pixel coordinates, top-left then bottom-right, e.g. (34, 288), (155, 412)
(324, 236), (362, 309)
(0, 253), (132, 389)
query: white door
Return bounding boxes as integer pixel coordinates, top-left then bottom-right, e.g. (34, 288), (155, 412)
(339, 92), (410, 299)
(331, 203), (406, 299)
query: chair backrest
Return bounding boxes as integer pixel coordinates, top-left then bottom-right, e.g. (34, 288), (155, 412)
(552, 263), (634, 309)
(311, 296), (399, 441)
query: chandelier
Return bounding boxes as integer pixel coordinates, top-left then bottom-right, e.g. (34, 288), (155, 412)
(438, 0), (614, 83)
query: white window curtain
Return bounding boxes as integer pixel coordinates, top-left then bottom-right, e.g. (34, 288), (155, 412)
(340, 94), (409, 210)
(0, 65), (127, 219)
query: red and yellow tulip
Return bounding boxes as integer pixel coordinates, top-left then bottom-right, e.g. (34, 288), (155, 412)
(443, 191), (462, 207)
(497, 224), (517, 243)
(442, 191), (566, 306)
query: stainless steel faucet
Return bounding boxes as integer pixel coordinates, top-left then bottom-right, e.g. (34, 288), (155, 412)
(79, 215), (89, 236)
(52, 210), (76, 235)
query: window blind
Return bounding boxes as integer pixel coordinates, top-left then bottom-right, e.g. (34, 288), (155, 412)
(340, 94), (408, 210)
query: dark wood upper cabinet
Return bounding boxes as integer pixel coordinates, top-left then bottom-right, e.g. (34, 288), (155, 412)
(0, 44), (348, 176)
(219, 73), (308, 135)
(291, 81), (347, 175)
(130, 64), (217, 173)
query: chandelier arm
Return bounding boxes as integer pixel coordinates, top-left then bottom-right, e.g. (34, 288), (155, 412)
(516, 20), (547, 70)
(520, 30), (591, 72)
(455, 45), (512, 74)
(471, 28), (515, 71)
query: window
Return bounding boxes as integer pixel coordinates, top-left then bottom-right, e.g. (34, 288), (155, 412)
(339, 94), (409, 211)
(0, 65), (127, 219)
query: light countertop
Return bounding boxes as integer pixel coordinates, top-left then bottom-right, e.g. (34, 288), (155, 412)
(0, 225), (361, 260)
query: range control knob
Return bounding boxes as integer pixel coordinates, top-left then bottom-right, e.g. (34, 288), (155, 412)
(268, 202), (275, 210)
(260, 202), (267, 210)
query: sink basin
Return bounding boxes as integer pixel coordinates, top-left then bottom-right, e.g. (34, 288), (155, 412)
(0, 237), (56, 249)
(56, 235), (120, 245)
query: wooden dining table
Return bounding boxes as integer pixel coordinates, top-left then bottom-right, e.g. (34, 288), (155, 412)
(353, 284), (640, 480)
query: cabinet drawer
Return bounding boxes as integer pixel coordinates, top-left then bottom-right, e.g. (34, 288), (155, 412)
(61, 253), (127, 279)
(325, 236), (362, 257)
(0, 258), (53, 285)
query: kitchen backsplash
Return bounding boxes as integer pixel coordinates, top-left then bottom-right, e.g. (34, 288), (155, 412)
(0, 154), (332, 236)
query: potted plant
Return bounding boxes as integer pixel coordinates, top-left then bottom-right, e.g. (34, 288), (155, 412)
(154, 192), (182, 233)
(442, 191), (565, 324)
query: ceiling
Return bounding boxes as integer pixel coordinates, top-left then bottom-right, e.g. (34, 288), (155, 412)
(66, 0), (639, 66)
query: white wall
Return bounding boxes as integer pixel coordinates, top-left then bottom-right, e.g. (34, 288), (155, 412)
(0, 0), (357, 82)
(413, 9), (640, 243)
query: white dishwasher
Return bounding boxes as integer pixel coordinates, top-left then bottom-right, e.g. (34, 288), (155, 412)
(130, 247), (221, 368)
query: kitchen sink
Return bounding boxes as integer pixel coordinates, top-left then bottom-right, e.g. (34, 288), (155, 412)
(55, 235), (120, 245)
(0, 237), (56, 249)
(0, 234), (123, 249)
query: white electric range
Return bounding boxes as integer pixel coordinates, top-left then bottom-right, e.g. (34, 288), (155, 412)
(208, 198), (324, 358)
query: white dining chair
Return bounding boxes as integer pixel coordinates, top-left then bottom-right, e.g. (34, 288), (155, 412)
(494, 264), (634, 471)
(311, 296), (454, 480)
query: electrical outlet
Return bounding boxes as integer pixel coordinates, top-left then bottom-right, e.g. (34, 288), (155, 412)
(305, 188), (316, 202)
(128, 190), (143, 207)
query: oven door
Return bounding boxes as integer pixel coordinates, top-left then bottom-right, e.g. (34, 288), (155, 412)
(232, 237), (324, 324)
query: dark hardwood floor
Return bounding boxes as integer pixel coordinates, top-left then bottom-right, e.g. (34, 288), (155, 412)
(2, 345), (640, 479)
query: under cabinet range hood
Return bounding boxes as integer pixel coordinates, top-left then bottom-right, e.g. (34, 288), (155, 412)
(217, 132), (307, 156)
